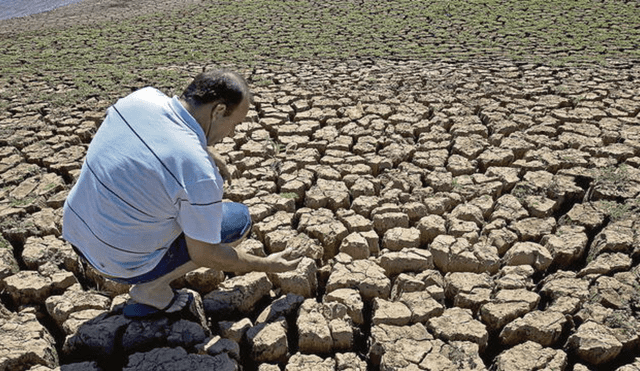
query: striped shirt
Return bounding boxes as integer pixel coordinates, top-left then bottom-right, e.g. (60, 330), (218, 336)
(62, 87), (224, 278)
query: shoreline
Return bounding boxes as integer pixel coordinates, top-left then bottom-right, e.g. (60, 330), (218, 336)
(0, 0), (203, 35)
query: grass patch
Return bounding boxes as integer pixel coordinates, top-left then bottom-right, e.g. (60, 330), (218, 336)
(0, 0), (638, 107)
(597, 200), (632, 222)
(9, 196), (37, 207)
(279, 192), (299, 200)
(0, 236), (10, 250)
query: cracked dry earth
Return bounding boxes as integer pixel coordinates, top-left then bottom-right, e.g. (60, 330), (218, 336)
(1, 58), (640, 371)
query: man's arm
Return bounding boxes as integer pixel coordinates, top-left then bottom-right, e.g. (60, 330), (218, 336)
(184, 234), (301, 273)
(207, 147), (233, 184)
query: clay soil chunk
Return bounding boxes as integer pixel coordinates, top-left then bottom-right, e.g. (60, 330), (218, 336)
(427, 308), (489, 351)
(567, 321), (624, 365)
(203, 272), (273, 318)
(3, 270), (76, 306)
(430, 235), (500, 274)
(494, 341), (567, 371)
(123, 347), (236, 371)
(479, 289), (540, 331)
(326, 256), (391, 300)
(500, 310), (568, 346)
(377, 248), (433, 276)
(45, 284), (111, 328)
(285, 353), (335, 371)
(0, 312), (59, 371)
(247, 318), (289, 363)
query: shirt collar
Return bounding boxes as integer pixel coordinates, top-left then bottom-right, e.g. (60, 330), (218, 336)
(169, 96), (207, 148)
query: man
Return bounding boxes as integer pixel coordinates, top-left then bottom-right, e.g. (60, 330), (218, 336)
(63, 70), (301, 318)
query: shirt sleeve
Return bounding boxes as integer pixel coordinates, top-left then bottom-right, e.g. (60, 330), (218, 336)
(176, 178), (224, 244)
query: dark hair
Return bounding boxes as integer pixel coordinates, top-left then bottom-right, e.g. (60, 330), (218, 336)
(181, 70), (250, 116)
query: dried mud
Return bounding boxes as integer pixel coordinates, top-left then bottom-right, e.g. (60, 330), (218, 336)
(1, 1), (640, 371)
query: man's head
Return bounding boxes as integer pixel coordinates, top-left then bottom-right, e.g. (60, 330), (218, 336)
(181, 70), (251, 144)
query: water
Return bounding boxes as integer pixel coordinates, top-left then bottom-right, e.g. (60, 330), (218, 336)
(0, 0), (85, 21)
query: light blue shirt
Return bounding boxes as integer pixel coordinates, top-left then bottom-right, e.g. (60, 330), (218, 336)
(63, 87), (224, 278)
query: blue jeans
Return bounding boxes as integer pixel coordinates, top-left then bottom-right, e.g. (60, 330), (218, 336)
(73, 202), (252, 284)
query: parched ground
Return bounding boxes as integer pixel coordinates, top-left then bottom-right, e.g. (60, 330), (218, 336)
(1, 1), (640, 371)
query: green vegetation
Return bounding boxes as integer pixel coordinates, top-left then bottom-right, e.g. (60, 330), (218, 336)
(511, 180), (536, 201)
(44, 182), (58, 192)
(606, 310), (637, 335)
(254, 78), (273, 87)
(0, 0), (638, 108)
(593, 164), (630, 185)
(0, 236), (10, 250)
(451, 178), (460, 189)
(279, 192), (299, 199)
(9, 197), (36, 207)
(586, 164), (637, 207)
(596, 199), (639, 222)
(598, 200), (629, 221)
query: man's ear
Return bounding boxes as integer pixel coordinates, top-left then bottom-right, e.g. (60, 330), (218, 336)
(210, 103), (227, 121)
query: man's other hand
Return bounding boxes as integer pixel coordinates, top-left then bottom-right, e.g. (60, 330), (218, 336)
(207, 147), (232, 185)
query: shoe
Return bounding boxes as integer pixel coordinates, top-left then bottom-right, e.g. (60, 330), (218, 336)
(123, 290), (193, 319)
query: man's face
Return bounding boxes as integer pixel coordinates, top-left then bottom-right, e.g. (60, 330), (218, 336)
(207, 97), (250, 145)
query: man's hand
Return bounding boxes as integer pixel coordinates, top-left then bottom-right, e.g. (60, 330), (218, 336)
(262, 248), (303, 273)
(186, 235), (302, 274)
(207, 147), (232, 185)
